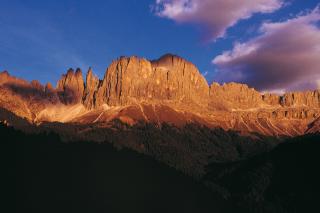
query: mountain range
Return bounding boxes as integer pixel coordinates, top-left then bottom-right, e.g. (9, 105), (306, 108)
(1, 54), (319, 137)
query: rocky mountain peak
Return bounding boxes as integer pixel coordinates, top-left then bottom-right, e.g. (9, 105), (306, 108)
(91, 55), (209, 108)
(83, 67), (99, 109)
(45, 82), (54, 92)
(75, 68), (82, 76)
(0, 71), (10, 85)
(0, 70), (9, 77)
(30, 80), (43, 91)
(151, 54), (184, 68)
(0, 70), (30, 87)
(56, 68), (85, 104)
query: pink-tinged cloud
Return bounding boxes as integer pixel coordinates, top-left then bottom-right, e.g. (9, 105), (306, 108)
(213, 6), (320, 92)
(153, 0), (283, 41)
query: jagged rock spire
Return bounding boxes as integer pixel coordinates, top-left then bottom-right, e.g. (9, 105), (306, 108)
(83, 67), (99, 109)
(57, 68), (84, 104)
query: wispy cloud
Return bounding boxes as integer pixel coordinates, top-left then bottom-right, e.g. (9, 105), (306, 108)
(213, 6), (320, 92)
(152, 0), (283, 41)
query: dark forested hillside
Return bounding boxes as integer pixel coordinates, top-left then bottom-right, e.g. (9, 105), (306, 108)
(1, 124), (231, 213)
(40, 120), (279, 177)
(2, 122), (320, 213)
(204, 134), (320, 213)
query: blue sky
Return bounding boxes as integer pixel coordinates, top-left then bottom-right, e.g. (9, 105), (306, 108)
(0, 0), (319, 91)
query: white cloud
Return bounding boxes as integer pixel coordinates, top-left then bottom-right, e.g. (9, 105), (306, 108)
(153, 0), (283, 41)
(213, 6), (320, 92)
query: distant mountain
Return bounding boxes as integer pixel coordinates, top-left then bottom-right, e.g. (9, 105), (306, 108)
(0, 54), (319, 137)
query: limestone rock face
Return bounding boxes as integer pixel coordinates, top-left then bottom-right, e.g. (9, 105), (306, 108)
(0, 71), (10, 84)
(0, 71), (55, 120)
(0, 70), (29, 86)
(83, 68), (99, 109)
(262, 93), (281, 106)
(209, 82), (264, 110)
(0, 72), (33, 121)
(307, 117), (320, 134)
(57, 68), (85, 104)
(281, 91), (320, 107)
(151, 54), (210, 106)
(93, 54), (209, 107)
(31, 80), (44, 91)
(208, 83), (320, 110)
(44, 83), (60, 104)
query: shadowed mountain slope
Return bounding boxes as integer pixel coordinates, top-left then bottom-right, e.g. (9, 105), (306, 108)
(1, 124), (233, 213)
(204, 134), (320, 212)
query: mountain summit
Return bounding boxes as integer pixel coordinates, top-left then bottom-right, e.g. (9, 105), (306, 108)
(81, 54), (209, 108)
